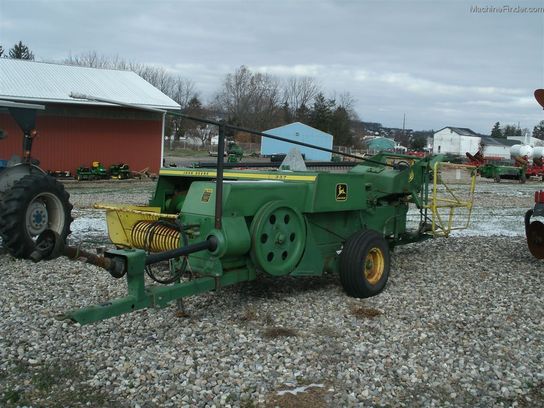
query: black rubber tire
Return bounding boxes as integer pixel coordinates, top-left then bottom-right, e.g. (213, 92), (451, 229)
(339, 229), (390, 298)
(0, 174), (72, 258)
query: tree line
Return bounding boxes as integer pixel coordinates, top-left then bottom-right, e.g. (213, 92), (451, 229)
(490, 121), (544, 140)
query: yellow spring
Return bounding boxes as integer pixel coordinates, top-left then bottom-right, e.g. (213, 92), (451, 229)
(131, 221), (181, 252)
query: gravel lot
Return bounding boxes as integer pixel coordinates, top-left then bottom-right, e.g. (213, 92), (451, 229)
(1, 176), (543, 407)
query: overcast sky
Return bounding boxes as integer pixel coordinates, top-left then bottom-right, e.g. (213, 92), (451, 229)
(1, 0), (543, 133)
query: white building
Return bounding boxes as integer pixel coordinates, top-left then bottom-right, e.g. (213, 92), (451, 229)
(506, 135), (544, 147)
(433, 127), (481, 156)
(433, 126), (517, 159)
(480, 137), (518, 159)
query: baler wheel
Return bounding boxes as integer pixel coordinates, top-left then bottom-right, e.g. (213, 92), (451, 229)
(249, 201), (306, 276)
(339, 229), (390, 298)
(0, 174), (72, 258)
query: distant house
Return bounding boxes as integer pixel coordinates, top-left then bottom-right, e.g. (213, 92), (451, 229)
(433, 127), (482, 156)
(0, 59), (179, 174)
(261, 122), (333, 161)
(433, 126), (517, 159)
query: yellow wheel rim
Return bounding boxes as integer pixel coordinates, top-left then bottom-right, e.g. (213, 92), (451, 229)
(364, 247), (384, 285)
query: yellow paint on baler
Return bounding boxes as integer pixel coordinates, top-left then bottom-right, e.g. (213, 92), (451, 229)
(159, 168), (317, 182)
(94, 204), (171, 248)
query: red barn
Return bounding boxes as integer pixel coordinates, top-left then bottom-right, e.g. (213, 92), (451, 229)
(0, 59), (180, 174)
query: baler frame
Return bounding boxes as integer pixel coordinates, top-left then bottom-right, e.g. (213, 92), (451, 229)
(39, 95), (476, 325)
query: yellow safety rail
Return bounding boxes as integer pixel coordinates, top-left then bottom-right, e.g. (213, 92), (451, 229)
(425, 162), (477, 237)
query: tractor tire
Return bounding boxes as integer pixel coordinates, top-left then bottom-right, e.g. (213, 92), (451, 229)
(0, 174), (72, 258)
(339, 229), (390, 298)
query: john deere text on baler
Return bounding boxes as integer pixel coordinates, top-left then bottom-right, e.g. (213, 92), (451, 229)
(33, 110), (475, 324)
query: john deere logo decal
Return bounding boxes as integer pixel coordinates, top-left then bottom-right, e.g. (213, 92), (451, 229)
(336, 183), (348, 201)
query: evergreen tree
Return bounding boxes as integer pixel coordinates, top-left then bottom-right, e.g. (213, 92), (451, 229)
(0, 45), (4, 57)
(295, 103), (311, 124)
(490, 122), (502, 138)
(280, 101), (293, 124)
(310, 93), (334, 133)
(8, 41), (34, 60)
(533, 120), (544, 140)
(411, 136), (427, 151)
(503, 124), (518, 137)
(329, 106), (353, 146)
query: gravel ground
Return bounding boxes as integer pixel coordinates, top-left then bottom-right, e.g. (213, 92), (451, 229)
(1, 178), (543, 407)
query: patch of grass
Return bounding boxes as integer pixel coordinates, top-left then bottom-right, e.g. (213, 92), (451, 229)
(263, 326), (298, 339)
(32, 362), (81, 391)
(1, 388), (22, 404)
(0, 358), (124, 407)
(350, 305), (382, 319)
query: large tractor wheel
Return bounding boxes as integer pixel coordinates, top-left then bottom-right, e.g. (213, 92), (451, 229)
(339, 229), (390, 298)
(0, 174), (72, 258)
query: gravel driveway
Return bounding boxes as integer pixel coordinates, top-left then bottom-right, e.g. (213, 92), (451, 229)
(0, 178), (543, 407)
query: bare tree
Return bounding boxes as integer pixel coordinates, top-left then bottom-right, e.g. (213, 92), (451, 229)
(172, 77), (197, 110)
(282, 76), (320, 119)
(64, 52), (197, 106)
(65, 51), (113, 68)
(215, 65), (281, 130)
(335, 91), (359, 120)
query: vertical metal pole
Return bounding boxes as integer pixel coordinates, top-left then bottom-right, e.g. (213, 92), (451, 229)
(215, 124), (225, 229)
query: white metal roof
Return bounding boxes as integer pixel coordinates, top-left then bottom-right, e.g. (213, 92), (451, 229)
(0, 59), (180, 110)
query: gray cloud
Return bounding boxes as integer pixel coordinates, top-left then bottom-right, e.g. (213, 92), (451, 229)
(1, 0), (543, 133)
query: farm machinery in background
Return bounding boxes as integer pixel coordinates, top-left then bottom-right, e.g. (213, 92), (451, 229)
(525, 89), (544, 259)
(0, 100), (72, 259)
(76, 161), (131, 180)
(466, 143), (544, 183)
(26, 98), (477, 324)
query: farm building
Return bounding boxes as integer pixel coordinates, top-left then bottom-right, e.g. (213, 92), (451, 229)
(260, 122), (333, 161)
(480, 136), (518, 159)
(0, 59), (179, 174)
(433, 127), (482, 156)
(433, 126), (516, 159)
(506, 135), (544, 147)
